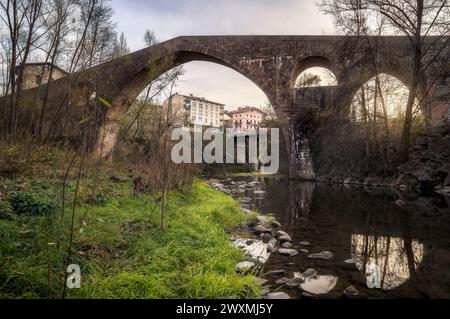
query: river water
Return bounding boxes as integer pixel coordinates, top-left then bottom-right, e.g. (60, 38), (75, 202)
(227, 176), (450, 299)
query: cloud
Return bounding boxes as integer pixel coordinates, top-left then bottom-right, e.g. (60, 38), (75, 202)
(111, 0), (334, 110)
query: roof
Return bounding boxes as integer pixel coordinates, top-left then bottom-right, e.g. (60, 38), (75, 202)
(228, 106), (266, 115)
(14, 62), (68, 75)
(178, 93), (225, 106)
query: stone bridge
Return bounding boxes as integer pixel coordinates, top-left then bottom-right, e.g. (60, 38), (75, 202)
(5, 35), (450, 178)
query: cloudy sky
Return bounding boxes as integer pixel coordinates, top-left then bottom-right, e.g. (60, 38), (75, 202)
(111, 0), (335, 110)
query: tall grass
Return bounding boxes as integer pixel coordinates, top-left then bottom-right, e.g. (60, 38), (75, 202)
(0, 180), (261, 299)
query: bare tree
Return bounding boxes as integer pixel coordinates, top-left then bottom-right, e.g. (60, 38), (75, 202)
(369, 0), (450, 162)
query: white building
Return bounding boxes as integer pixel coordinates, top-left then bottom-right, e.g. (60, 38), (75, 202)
(163, 93), (225, 128)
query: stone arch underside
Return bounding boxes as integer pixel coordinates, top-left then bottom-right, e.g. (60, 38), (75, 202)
(96, 45), (282, 160)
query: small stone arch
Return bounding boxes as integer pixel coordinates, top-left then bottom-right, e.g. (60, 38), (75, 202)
(290, 56), (338, 89)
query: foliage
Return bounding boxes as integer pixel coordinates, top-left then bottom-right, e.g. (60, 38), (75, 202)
(8, 190), (59, 216)
(0, 201), (13, 219)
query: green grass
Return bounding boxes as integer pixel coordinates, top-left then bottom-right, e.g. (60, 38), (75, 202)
(0, 180), (261, 299)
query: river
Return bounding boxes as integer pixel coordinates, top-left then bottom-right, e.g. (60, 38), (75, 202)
(224, 176), (450, 299)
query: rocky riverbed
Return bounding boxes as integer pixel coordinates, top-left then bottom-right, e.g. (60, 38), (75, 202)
(208, 176), (450, 299)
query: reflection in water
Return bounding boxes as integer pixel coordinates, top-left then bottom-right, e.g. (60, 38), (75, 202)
(289, 182), (315, 225)
(299, 275), (338, 294)
(351, 234), (424, 290)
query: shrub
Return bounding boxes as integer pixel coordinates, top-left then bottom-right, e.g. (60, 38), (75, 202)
(8, 190), (60, 216)
(0, 201), (13, 219)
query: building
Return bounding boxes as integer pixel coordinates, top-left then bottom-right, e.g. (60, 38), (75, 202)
(163, 93), (225, 128)
(15, 63), (68, 90)
(223, 112), (233, 128)
(229, 106), (266, 130)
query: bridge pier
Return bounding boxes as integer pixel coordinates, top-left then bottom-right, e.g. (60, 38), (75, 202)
(288, 124), (315, 180)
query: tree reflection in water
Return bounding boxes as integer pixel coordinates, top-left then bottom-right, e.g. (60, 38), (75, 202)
(351, 234), (424, 290)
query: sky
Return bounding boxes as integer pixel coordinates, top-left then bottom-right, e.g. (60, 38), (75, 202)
(110, 0), (335, 110)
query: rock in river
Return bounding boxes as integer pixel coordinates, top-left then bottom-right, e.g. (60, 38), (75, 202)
(302, 268), (318, 278)
(344, 286), (359, 298)
(278, 248), (299, 257)
(254, 225), (272, 235)
(308, 251), (334, 260)
(235, 261), (255, 272)
(286, 277), (305, 289)
(270, 220), (281, 228)
(282, 242), (294, 248)
(266, 292), (291, 299)
(299, 241), (310, 246)
(275, 277), (290, 284)
(255, 277), (268, 285)
(238, 197), (252, 203)
(260, 233), (273, 243)
(300, 275), (338, 295)
(275, 230), (291, 239)
(278, 236), (292, 243)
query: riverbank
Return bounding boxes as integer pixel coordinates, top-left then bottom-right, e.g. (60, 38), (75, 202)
(0, 179), (261, 299)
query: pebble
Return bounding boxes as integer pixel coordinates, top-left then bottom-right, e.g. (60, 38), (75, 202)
(282, 242), (293, 248)
(285, 277), (305, 288)
(299, 241), (310, 246)
(270, 220), (282, 228)
(255, 277), (268, 285)
(302, 268), (318, 278)
(254, 225), (271, 235)
(235, 261), (255, 272)
(308, 251), (334, 260)
(266, 292), (290, 299)
(275, 230), (291, 239)
(344, 286), (359, 298)
(278, 248), (299, 257)
(278, 235), (292, 243)
(275, 277), (290, 284)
